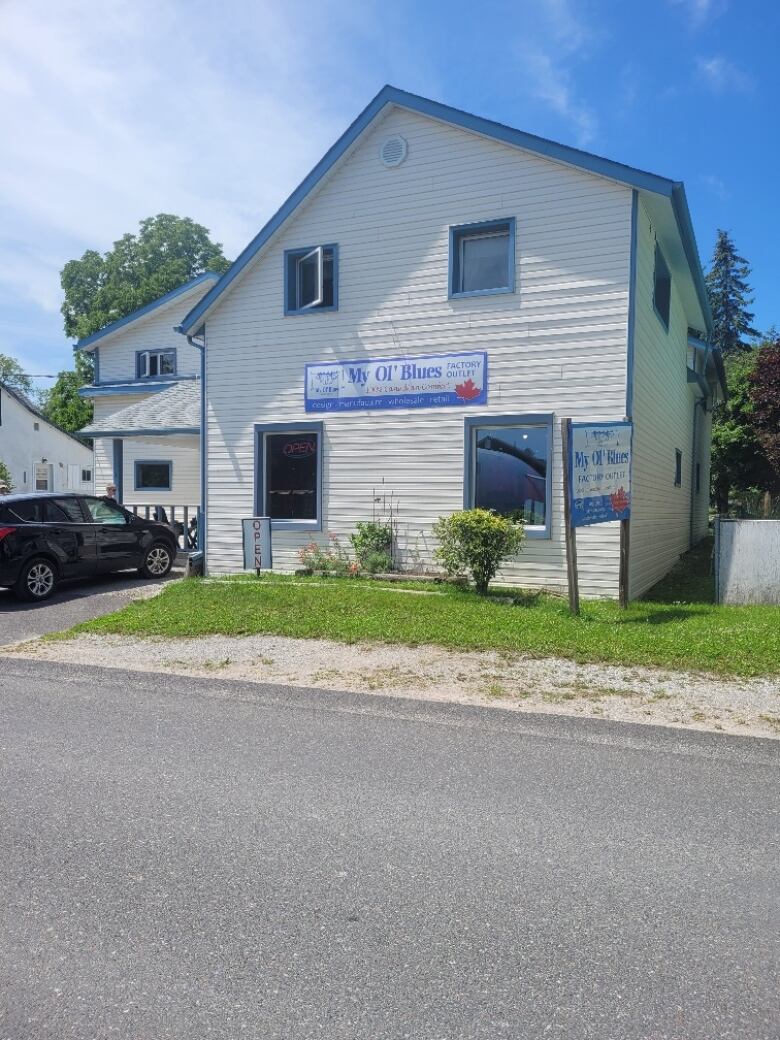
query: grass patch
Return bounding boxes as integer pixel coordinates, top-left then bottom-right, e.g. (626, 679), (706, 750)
(68, 538), (780, 678)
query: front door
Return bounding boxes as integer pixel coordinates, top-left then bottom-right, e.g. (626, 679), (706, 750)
(34, 463), (53, 492)
(81, 496), (144, 572)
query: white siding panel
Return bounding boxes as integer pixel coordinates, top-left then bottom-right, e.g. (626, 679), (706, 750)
(120, 436), (200, 509)
(204, 107), (632, 596)
(629, 199), (708, 598)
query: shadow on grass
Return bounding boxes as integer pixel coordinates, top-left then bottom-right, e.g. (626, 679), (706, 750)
(623, 608), (708, 625)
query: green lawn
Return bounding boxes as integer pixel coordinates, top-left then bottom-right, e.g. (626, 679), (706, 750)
(69, 539), (780, 677)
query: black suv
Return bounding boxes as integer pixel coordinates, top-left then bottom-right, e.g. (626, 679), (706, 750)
(0, 493), (179, 602)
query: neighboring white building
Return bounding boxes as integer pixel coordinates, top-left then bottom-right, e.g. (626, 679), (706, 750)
(176, 86), (725, 599)
(76, 273), (218, 527)
(0, 381), (93, 495)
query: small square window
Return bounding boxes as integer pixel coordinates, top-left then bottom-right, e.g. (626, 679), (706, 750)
(450, 219), (515, 298)
(135, 461), (172, 490)
(285, 245), (337, 314)
(653, 244), (671, 329)
(675, 449), (682, 487)
(81, 469), (92, 483)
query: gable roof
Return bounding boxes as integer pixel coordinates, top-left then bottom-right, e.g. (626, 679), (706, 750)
(79, 380), (200, 438)
(177, 84), (712, 338)
(0, 380), (91, 449)
(76, 271), (221, 352)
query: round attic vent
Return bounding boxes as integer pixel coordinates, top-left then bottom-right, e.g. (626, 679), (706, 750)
(379, 135), (408, 168)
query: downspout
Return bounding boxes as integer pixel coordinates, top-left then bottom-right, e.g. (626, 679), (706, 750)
(689, 344), (709, 547)
(187, 330), (207, 569)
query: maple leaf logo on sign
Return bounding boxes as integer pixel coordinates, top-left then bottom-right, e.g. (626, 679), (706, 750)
(454, 377), (481, 401)
(610, 487), (630, 514)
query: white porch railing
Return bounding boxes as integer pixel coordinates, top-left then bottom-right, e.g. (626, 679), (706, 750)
(127, 504), (201, 552)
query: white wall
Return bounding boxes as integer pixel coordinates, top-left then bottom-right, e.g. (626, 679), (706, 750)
(120, 435), (200, 508)
(92, 283), (211, 383)
(0, 387), (93, 494)
(629, 198), (710, 598)
(202, 105), (633, 595)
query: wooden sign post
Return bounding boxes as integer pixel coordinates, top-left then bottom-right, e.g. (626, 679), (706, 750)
(561, 418), (580, 615)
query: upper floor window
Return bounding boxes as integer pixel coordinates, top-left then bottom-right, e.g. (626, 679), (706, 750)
(450, 218), (515, 298)
(285, 245), (338, 314)
(653, 244), (671, 330)
(137, 349), (176, 379)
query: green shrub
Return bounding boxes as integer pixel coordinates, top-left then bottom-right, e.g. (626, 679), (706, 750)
(0, 459), (12, 491)
(433, 509), (524, 594)
(350, 520), (393, 571)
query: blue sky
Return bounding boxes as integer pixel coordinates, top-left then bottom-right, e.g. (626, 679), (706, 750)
(1, 0), (777, 391)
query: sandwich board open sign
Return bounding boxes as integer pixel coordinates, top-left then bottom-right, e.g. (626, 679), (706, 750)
(242, 517), (272, 572)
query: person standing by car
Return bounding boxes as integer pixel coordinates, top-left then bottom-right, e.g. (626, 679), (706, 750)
(0, 483), (9, 496)
(105, 484), (118, 502)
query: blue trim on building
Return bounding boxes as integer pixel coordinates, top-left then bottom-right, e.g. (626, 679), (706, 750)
(112, 439), (123, 501)
(463, 413), (554, 540)
(625, 190), (639, 419)
(448, 217), (516, 300)
(134, 459), (173, 492)
(283, 244), (339, 315)
(85, 427), (199, 438)
(78, 377), (196, 399)
(178, 85), (711, 339)
(254, 420), (323, 533)
(134, 347), (177, 380)
(75, 271), (221, 351)
(198, 337), (207, 560)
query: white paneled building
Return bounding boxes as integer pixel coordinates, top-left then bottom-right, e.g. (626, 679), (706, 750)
(177, 87), (724, 599)
(77, 274), (218, 522)
(0, 382), (93, 495)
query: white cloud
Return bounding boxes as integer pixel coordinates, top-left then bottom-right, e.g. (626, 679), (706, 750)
(0, 0), (404, 364)
(513, 0), (600, 146)
(696, 55), (753, 92)
(670, 0), (728, 28)
(700, 173), (730, 200)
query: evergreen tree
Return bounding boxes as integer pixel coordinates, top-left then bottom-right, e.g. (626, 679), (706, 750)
(705, 230), (758, 356)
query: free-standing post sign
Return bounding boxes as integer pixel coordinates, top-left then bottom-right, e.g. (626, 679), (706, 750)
(563, 420), (633, 612)
(242, 517), (272, 572)
(305, 351), (488, 412)
(569, 422), (633, 527)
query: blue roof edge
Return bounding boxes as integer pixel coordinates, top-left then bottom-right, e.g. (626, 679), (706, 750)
(176, 84), (708, 336)
(75, 271), (222, 351)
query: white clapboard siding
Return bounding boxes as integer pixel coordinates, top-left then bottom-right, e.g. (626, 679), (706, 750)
(204, 106), (633, 596)
(629, 199), (705, 598)
(95, 284), (210, 383)
(120, 436), (200, 508)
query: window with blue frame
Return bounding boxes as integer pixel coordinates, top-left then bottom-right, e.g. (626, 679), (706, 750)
(450, 218), (515, 298)
(465, 415), (552, 537)
(653, 244), (671, 329)
(137, 349), (176, 378)
(255, 422), (323, 529)
(674, 449), (682, 487)
(135, 461), (172, 490)
(285, 245), (337, 314)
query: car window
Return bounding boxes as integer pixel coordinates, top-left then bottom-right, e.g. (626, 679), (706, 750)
(0, 499), (41, 523)
(83, 497), (128, 525)
(49, 498), (86, 523)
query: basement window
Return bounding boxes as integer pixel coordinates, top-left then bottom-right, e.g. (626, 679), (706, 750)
(653, 244), (672, 330)
(285, 245), (337, 314)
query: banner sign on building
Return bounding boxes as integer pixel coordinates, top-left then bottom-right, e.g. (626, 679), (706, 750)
(305, 350), (488, 412)
(570, 421), (633, 527)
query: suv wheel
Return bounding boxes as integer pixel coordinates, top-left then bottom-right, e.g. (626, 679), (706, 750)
(16, 557), (58, 602)
(140, 542), (174, 579)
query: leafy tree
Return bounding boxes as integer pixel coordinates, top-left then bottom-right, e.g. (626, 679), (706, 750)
(0, 353), (33, 395)
(61, 213), (231, 340)
(41, 352), (94, 435)
(749, 339), (780, 479)
(0, 459), (13, 491)
(710, 350), (775, 513)
(705, 230), (758, 357)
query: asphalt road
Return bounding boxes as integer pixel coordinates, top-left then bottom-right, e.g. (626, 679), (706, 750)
(0, 561), (184, 646)
(1, 660), (778, 1040)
